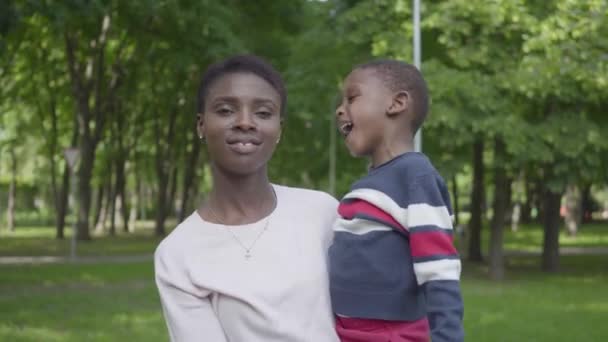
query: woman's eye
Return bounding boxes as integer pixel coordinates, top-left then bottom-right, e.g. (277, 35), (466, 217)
(347, 95), (357, 104)
(256, 111), (272, 118)
(216, 107), (233, 115)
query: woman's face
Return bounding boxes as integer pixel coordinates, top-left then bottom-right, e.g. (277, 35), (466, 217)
(198, 72), (282, 176)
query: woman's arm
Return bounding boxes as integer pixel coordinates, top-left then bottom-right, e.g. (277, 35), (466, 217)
(155, 248), (228, 342)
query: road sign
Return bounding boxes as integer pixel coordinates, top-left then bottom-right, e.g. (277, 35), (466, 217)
(64, 148), (80, 170)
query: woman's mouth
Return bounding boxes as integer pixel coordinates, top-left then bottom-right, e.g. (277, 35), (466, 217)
(226, 137), (262, 154)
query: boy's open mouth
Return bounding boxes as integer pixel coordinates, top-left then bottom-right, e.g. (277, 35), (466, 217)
(339, 122), (353, 137)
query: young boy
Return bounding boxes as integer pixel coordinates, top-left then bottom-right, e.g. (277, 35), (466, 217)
(329, 59), (464, 342)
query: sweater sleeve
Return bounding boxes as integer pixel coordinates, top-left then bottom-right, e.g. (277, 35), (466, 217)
(407, 174), (464, 342)
(155, 246), (228, 342)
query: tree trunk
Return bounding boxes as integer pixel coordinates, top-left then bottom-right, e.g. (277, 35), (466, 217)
(542, 178), (562, 272)
(580, 184), (593, 223)
(75, 138), (95, 240)
(521, 173), (533, 224)
(119, 168), (129, 233)
(535, 179), (545, 224)
(169, 166), (178, 216)
(468, 137), (485, 262)
(109, 180), (118, 237)
(155, 171), (170, 236)
(489, 138), (508, 280)
(451, 174), (460, 227)
(504, 176), (513, 225)
(64, 14), (122, 241)
(7, 146), (17, 232)
(92, 182), (105, 229)
(154, 103), (178, 236)
(179, 133), (201, 222)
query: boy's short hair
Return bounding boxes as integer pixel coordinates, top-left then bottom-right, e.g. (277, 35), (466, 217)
(197, 55), (287, 117)
(356, 59), (429, 133)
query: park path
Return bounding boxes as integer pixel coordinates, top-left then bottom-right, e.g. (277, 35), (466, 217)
(504, 246), (608, 256)
(1, 247), (608, 265)
(0, 254), (153, 265)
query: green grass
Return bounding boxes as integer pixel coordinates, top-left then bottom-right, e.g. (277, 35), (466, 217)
(450, 221), (608, 254)
(0, 256), (607, 341)
(1, 221), (607, 341)
(462, 255), (608, 341)
(500, 222), (608, 251)
(0, 222), (169, 257)
(0, 262), (168, 342)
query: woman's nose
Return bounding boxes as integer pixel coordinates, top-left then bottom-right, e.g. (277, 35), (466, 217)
(233, 111), (256, 130)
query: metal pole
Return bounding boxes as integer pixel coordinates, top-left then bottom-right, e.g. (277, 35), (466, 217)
(413, 0), (422, 152)
(329, 115), (336, 196)
(70, 170), (78, 261)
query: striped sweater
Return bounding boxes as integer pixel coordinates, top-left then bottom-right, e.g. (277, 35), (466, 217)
(329, 152), (464, 342)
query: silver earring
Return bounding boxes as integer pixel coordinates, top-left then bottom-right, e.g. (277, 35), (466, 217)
(199, 135), (206, 143)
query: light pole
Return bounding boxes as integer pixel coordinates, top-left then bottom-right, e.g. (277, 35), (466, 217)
(413, 0), (422, 152)
(64, 148), (80, 261)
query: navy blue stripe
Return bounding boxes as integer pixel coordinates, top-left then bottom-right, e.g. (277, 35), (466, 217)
(341, 197), (359, 204)
(410, 225), (453, 235)
(413, 254), (460, 263)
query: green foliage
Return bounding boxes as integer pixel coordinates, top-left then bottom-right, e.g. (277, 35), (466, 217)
(1, 0), (607, 225)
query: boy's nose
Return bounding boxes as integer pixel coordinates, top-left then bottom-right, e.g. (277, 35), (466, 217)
(335, 104), (345, 117)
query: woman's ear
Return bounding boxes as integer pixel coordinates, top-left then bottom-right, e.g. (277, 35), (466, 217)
(387, 91), (410, 117)
(196, 113), (205, 139)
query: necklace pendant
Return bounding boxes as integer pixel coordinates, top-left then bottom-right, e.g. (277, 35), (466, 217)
(245, 251), (252, 259)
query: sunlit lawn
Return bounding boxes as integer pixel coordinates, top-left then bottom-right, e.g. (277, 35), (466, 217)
(0, 262), (167, 342)
(0, 221), (173, 257)
(449, 222), (608, 254)
(2, 221), (607, 257)
(1, 221), (607, 341)
(499, 222), (608, 251)
(0, 255), (607, 341)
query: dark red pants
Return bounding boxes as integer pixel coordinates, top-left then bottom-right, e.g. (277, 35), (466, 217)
(335, 316), (430, 342)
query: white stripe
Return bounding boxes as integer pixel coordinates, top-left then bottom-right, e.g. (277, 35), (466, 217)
(413, 259), (461, 285)
(344, 189), (408, 228)
(408, 203), (453, 230)
(343, 189), (453, 231)
(333, 218), (392, 235)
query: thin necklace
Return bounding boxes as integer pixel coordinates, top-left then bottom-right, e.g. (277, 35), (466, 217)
(206, 187), (276, 260)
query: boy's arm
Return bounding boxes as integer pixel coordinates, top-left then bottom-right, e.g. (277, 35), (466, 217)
(407, 174), (464, 342)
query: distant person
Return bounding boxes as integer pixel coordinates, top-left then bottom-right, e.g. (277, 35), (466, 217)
(155, 55), (339, 342)
(329, 59), (464, 342)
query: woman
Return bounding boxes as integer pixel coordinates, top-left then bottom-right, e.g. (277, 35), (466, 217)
(154, 55), (339, 342)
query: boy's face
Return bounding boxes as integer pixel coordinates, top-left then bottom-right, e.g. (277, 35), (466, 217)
(335, 68), (394, 158)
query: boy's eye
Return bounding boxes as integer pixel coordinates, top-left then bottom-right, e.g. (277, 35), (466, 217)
(347, 95), (358, 103)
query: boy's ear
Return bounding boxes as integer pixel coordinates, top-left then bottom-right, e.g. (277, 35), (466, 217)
(387, 91), (410, 117)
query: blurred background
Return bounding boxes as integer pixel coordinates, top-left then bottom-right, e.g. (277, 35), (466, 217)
(0, 0), (607, 341)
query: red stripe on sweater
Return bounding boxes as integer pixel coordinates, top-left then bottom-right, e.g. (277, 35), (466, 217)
(410, 230), (457, 258)
(338, 199), (406, 232)
(336, 316), (430, 342)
